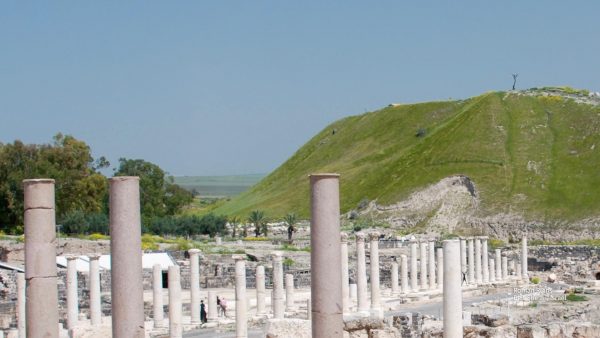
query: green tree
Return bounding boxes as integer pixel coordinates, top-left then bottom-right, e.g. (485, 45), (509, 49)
(0, 134), (108, 233)
(248, 210), (265, 237)
(229, 216), (240, 238)
(283, 213), (298, 242)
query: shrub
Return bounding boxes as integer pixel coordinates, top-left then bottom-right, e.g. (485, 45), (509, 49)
(86, 233), (109, 241)
(530, 276), (541, 284)
(488, 238), (505, 250)
(283, 258), (294, 267)
(243, 236), (269, 241)
(566, 293), (587, 302)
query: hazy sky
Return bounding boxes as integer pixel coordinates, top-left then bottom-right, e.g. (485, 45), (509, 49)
(1, 2), (599, 176)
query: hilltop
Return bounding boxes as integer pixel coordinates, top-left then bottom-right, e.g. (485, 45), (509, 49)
(214, 87), (600, 238)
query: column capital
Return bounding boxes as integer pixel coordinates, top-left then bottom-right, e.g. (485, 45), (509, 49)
(368, 231), (380, 241)
(271, 251), (283, 261)
(65, 255), (79, 261)
(355, 232), (366, 243)
(88, 253), (101, 260)
(340, 232), (348, 243)
(188, 248), (201, 256)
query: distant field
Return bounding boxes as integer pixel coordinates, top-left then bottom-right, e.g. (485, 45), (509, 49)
(174, 174), (266, 197)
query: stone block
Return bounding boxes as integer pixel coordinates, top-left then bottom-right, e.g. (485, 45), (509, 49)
(265, 319), (311, 338)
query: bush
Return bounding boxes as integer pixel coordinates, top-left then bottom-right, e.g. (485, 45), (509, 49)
(488, 238), (505, 249)
(86, 233), (109, 241)
(283, 258), (294, 267)
(243, 236), (269, 241)
(530, 276), (541, 284)
(566, 293), (587, 302)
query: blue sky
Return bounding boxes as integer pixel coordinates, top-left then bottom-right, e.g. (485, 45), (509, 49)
(1, 1), (599, 176)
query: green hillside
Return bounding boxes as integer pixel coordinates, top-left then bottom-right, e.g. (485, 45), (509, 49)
(215, 88), (600, 222)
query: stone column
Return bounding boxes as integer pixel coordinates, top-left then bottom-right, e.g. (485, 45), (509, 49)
(88, 254), (102, 327)
(207, 291), (218, 320)
(436, 248), (443, 290)
(501, 256), (508, 281)
(467, 238), (475, 284)
(189, 249), (201, 324)
(216, 236), (222, 245)
(481, 237), (489, 284)
(474, 238), (482, 284)
(509, 259), (516, 277)
(522, 236), (529, 281)
(460, 239), (467, 279)
(168, 265), (182, 338)
(309, 174), (343, 338)
(285, 274), (295, 311)
(256, 266), (266, 315)
(152, 264), (164, 328)
(489, 259), (496, 283)
(391, 261), (399, 295)
(400, 255), (408, 294)
(410, 241), (418, 292)
(428, 241), (436, 289)
(234, 255), (247, 338)
(356, 233), (369, 311)
(369, 232), (381, 310)
(495, 249), (502, 281)
(340, 233), (350, 313)
(349, 284), (357, 301)
(109, 177), (144, 338)
(17, 273), (25, 338)
(443, 240), (462, 338)
(516, 263), (522, 279)
(23, 179), (58, 338)
(272, 251), (285, 319)
(66, 255), (79, 329)
(420, 241), (428, 290)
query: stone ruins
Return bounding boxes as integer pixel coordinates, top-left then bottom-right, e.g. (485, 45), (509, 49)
(0, 175), (599, 337)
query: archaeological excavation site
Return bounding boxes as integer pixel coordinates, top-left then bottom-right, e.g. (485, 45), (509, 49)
(1, 174), (600, 338)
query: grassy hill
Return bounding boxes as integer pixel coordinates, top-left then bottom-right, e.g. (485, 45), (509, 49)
(215, 88), (600, 222)
(174, 174), (265, 197)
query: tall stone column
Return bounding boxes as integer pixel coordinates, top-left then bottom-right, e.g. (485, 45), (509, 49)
(516, 263), (522, 279)
(340, 233), (350, 313)
(369, 232), (381, 310)
(474, 238), (482, 284)
(66, 255), (79, 329)
(420, 241), (428, 290)
(443, 240), (462, 338)
(234, 255), (248, 338)
(17, 273), (25, 338)
(391, 261), (399, 295)
(522, 236), (529, 281)
(309, 174), (343, 338)
(356, 233), (369, 311)
(256, 266), (266, 315)
(152, 264), (165, 328)
(501, 256), (508, 281)
(481, 237), (489, 284)
(428, 241), (436, 289)
(460, 239), (467, 279)
(436, 248), (443, 290)
(467, 238), (475, 284)
(109, 177), (144, 338)
(285, 274), (295, 311)
(189, 249), (201, 324)
(272, 251), (285, 319)
(207, 291), (218, 320)
(400, 255), (408, 294)
(509, 259), (516, 277)
(23, 179), (58, 338)
(489, 259), (496, 283)
(168, 265), (182, 338)
(410, 241), (418, 292)
(495, 249), (502, 281)
(349, 284), (357, 301)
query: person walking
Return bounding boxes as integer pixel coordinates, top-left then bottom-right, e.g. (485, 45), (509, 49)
(220, 297), (228, 318)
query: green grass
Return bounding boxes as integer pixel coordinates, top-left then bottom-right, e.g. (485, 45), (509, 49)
(566, 293), (587, 301)
(214, 89), (600, 222)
